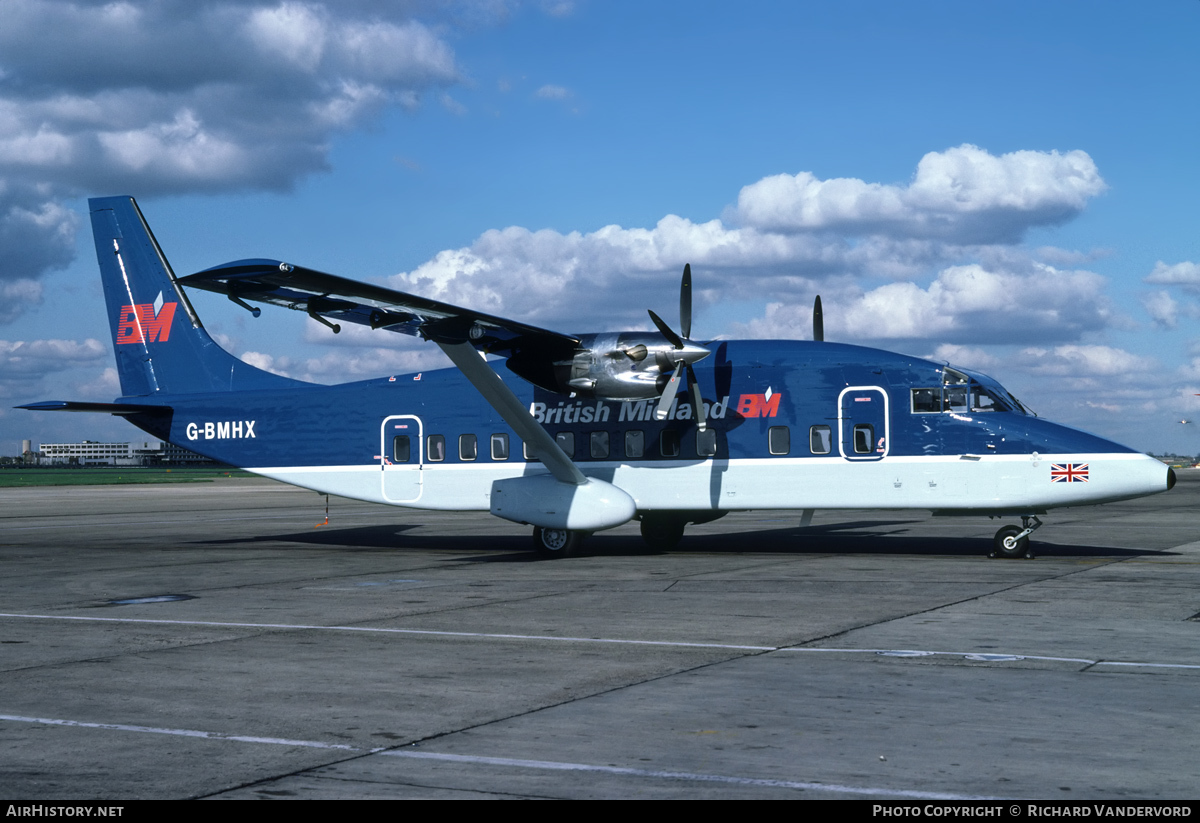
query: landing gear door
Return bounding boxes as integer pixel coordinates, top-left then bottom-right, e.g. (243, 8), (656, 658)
(381, 415), (423, 503)
(838, 386), (889, 462)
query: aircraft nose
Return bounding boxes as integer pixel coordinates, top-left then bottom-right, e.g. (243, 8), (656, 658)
(1167, 467), (1177, 491)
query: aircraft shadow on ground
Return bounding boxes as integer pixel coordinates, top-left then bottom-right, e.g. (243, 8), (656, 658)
(190, 520), (1166, 561)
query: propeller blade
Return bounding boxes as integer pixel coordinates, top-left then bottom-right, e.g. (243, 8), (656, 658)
(813, 295), (824, 342)
(680, 263), (692, 341)
(655, 361), (684, 420)
(648, 309), (684, 349)
(687, 362), (706, 432)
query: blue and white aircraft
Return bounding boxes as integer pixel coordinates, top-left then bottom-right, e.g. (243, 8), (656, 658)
(21, 196), (1175, 558)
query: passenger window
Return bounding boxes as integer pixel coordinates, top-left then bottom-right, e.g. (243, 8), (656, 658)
(426, 435), (445, 462)
(555, 432), (575, 457)
(660, 429), (680, 458)
(810, 425), (832, 454)
(853, 424), (874, 454)
(625, 430), (644, 458)
(768, 426), (790, 455)
(392, 435), (411, 463)
(590, 431), (610, 459)
(523, 440), (538, 460)
(697, 428), (717, 457)
(459, 433), (477, 461)
(490, 433), (509, 460)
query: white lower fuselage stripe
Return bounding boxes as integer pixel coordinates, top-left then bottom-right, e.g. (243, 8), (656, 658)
(248, 452), (1167, 514)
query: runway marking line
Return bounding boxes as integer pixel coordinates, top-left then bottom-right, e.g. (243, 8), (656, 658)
(2, 612), (1199, 669)
(380, 749), (998, 799)
(0, 712), (993, 800)
(0, 612), (772, 651)
(0, 713), (360, 750)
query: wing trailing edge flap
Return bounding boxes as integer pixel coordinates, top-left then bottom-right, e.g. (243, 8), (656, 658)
(177, 259), (579, 360)
(436, 340), (636, 531)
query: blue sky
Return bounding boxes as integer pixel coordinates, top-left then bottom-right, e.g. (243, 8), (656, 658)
(2, 0), (1199, 453)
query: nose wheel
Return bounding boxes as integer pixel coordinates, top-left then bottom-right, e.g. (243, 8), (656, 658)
(991, 516), (1042, 559)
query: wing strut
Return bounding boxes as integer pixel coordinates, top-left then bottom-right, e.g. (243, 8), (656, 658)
(433, 338), (586, 487)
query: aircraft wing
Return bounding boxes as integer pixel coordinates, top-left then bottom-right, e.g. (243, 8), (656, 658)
(180, 259), (588, 485)
(177, 259), (580, 357)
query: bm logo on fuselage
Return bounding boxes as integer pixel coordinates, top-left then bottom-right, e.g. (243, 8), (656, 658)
(116, 300), (177, 345)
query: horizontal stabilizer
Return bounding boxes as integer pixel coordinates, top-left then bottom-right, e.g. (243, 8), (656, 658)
(178, 259), (579, 358)
(17, 401), (171, 415)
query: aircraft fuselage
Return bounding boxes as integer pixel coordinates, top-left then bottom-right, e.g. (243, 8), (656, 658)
(124, 339), (1168, 518)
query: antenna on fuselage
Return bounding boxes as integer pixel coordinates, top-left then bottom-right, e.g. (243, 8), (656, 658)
(813, 295), (824, 342)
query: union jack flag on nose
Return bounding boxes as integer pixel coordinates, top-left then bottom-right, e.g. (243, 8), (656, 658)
(1050, 463), (1089, 482)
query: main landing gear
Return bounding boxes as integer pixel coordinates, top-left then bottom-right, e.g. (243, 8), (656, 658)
(532, 526), (586, 559)
(532, 511), (728, 559)
(638, 511), (727, 552)
(991, 515), (1043, 559)
(530, 516), (685, 559)
(639, 513), (686, 551)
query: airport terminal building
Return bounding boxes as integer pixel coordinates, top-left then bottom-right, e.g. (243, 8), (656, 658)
(27, 440), (217, 467)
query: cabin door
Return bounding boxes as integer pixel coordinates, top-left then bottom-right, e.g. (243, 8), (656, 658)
(838, 386), (889, 462)
(380, 415), (424, 503)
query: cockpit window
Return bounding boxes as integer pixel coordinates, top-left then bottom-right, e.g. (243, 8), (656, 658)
(911, 388), (940, 413)
(944, 386), (968, 413)
(911, 372), (1020, 415)
(971, 384), (1009, 413)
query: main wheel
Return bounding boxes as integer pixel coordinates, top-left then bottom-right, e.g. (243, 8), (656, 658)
(532, 526), (583, 558)
(640, 513), (686, 551)
(993, 525), (1029, 558)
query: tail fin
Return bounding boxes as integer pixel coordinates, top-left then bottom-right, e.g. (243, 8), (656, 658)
(90, 196), (303, 396)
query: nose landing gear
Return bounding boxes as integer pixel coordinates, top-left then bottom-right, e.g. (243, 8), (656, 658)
(991, 515), (1043, 559)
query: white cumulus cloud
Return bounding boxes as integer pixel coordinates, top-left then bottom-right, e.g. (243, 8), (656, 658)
(0, 337), (107, 377)
(734, 263), (1112, 346)
(1145, 261), (1200, 291)
(0, 0), (462, 317)
(733, 144), (1106, 244)
(1015, 344), (1156, 378)
(1142, 290), (1179, 329)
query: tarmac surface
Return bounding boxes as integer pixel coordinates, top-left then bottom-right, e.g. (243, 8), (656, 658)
(1, 471), (1198, 800)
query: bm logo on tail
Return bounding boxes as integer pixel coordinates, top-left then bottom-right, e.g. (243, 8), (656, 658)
(117, 291), (177, 345)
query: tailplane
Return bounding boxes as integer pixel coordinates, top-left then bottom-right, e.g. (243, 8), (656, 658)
(90, 196), (302, 396)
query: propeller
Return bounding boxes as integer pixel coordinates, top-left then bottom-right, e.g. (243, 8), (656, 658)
(649, 264), (709, 431)
(813, 295), (823, 342)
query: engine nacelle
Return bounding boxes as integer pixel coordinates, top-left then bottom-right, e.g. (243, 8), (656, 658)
(506, 332), (709, 401)
(490, 475), (637, 530)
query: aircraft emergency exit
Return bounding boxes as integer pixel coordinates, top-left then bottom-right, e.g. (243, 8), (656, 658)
(20, 197), (1175, 558)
